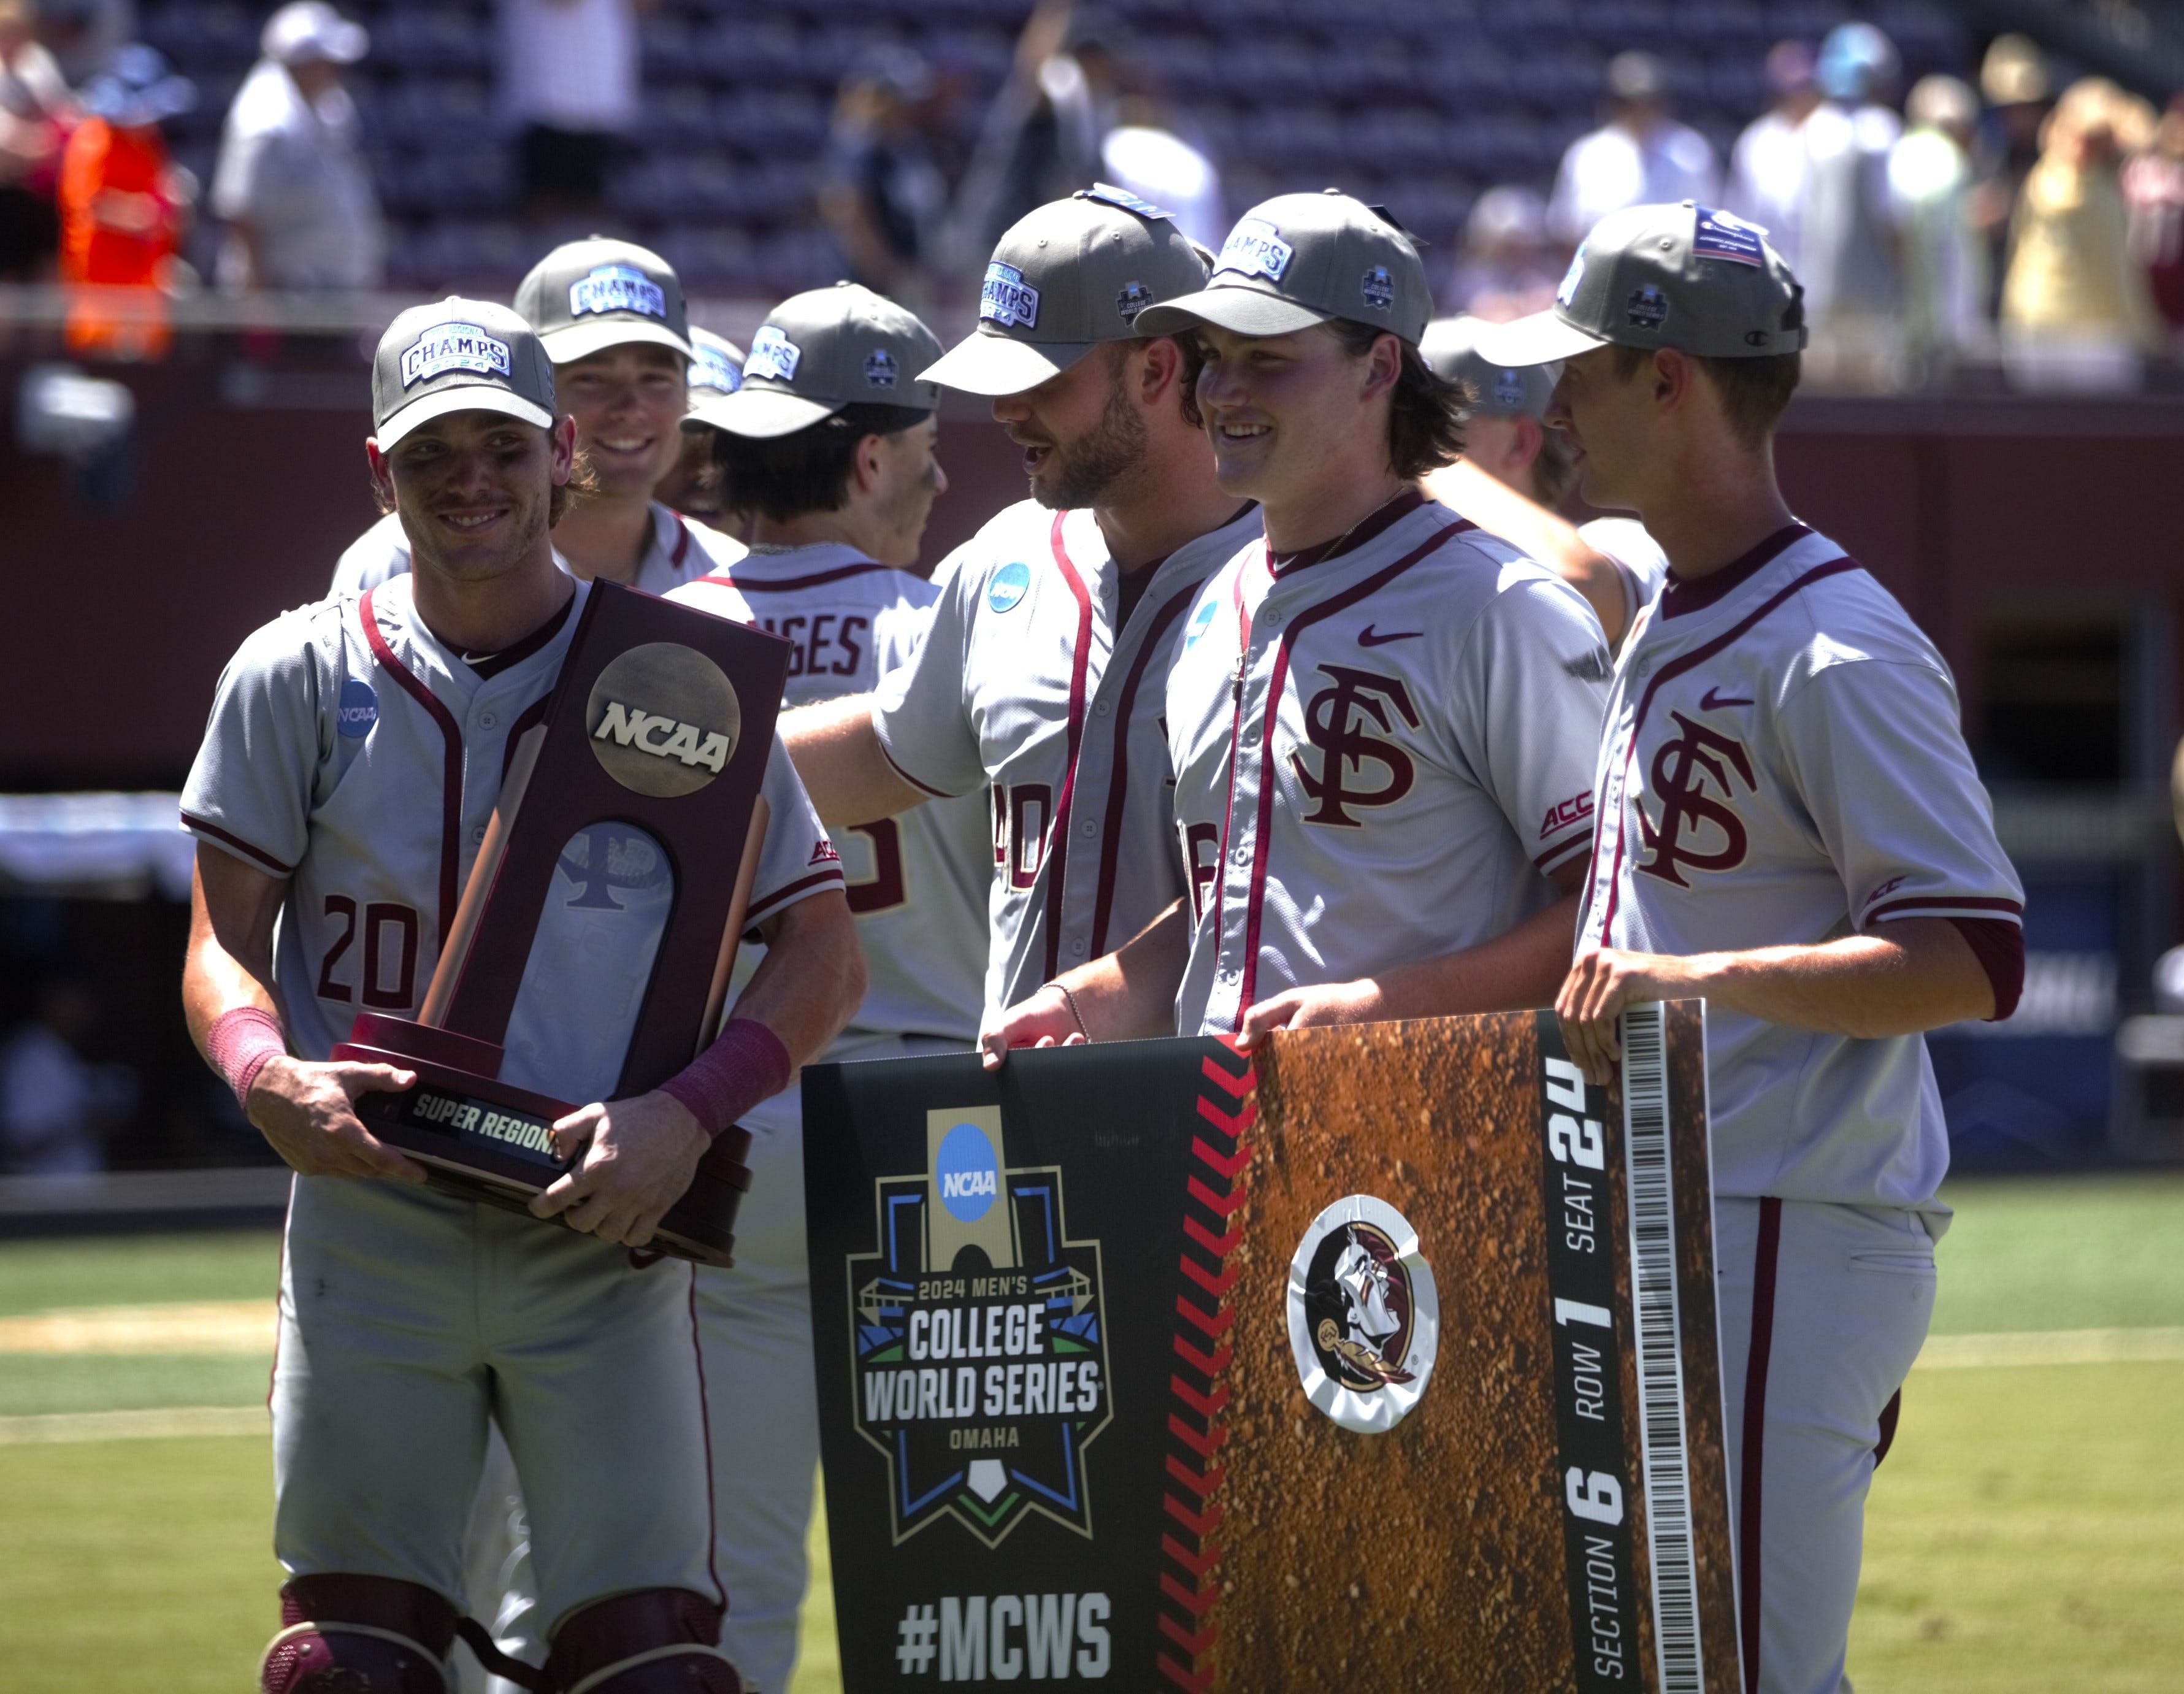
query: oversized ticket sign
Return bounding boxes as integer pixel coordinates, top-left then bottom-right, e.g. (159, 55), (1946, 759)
(334, 580), (791, 1267)
(803, 1003), (1736, 1690)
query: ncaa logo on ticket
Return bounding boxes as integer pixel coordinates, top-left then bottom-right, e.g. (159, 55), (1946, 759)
(569, 263), (667, 320)
(981, 261), (1040, 330)
(934, 1121), (1000, 1222)
(400, 323), (510, 389)
(745, 326), (802, 383)
(1217, 218), (1293, 282)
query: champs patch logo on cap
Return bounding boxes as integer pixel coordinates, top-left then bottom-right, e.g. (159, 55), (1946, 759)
(1217, 218), (1293, 282)
(1692, 206), (1766, 267)
(1116, 280), (1154, 323)
(1627, 284), (1670, 331)
(863, 348), (898, 389)
(1360, 265), (1395, 312)
(692, 343), (740, 394)
(568, 263), (667, 321)
(981, 261), (1040, 330)
(744, 325), (802, 383)
(400, 321), (511, 389)
(1492, 369), (1526, 408)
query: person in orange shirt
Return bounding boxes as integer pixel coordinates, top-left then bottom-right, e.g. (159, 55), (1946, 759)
(58, 44), (194, 357)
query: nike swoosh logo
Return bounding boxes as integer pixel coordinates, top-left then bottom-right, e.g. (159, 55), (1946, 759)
(1358, 625), (1422, 647)
(1699, 687), (1754, 710)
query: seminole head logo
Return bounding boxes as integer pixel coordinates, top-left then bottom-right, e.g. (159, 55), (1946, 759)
(1287, 1196), (1438, 1433)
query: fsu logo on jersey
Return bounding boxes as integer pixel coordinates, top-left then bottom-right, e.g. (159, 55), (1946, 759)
(1289, 664), (1419, 827)
(1635, 710), (1757, 887)
(1287, 1195), (1439, 1434)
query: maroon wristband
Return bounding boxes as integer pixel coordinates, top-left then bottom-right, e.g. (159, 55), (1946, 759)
(207, 1006), (287, 1114)
(659, 1018), (794, 1140)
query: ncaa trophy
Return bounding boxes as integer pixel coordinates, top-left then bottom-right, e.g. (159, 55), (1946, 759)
(334, 580), (791, 1266)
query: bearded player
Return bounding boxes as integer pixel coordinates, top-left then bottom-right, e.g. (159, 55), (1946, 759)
(183, 298), (862, 1693)
(983, 191), (1610, 1056)
(781, 188), (1262, 1023)
(331, 238), (740, 597)
(1481, 202), (2022, 1692)
(662, 282), (989, 1690)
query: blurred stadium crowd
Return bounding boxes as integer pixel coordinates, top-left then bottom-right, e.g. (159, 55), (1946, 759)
(3, 0), (2183, 388)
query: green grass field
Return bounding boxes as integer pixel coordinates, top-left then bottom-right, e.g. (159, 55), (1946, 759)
(2, 1175), (2179, 1690)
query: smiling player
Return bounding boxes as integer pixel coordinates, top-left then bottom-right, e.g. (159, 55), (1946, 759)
(1480, 201), (2024, 1692)
(780, 188), (1263, 1024)
(330, 238), (743, 597)
(981, 191), (1612, 1055)
(187, 297), (861, 1694)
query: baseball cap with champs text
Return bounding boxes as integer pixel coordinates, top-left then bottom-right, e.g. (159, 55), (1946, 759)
(919, 185), (1211, 396)
(514, 236), (694, 366)
(1474, 201), (1806, 369)
(688, 282), (941, 440)
(1133, 189), (1433, 347)
(372, 297), (556, 449)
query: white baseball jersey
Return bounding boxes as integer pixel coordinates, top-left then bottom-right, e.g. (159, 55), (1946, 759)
(669, 545), (986, 1049)
(1165, 492), (1613, 1037)
(180, 573), (840, 1103)
(1579, 523), (2023, 1208)
(872, 498), (1265, 1016)
(1577, 516), (1669, 654)
(328, 502), (740, 599)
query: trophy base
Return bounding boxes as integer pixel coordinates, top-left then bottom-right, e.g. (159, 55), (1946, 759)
(334, 1015), (753, 1268)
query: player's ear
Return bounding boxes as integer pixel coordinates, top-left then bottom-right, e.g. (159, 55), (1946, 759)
(549, 415), (577, 484)
(1360, 331), (1403, 403)
(1514, 415), (1544, 471)
(1136, 335), (1182, 407)
(1649, 348), (1687, 412)
(364, 438), (394, 510)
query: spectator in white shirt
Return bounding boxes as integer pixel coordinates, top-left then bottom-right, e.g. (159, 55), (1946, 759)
(1547, 50), (1718, 246)
(1725, 40), (1820, 272)
(498, 0), (646, 223)
(210, 1), (380, 291)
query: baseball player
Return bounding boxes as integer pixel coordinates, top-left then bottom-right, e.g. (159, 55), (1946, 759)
(1420, 314), (1668, 654)
(984, 191), (1612, 1055)
(330, 237), (741, 597)
(664, 284), (989, 1690)
(183, 297), (863, 1693)
(656, 326), (748, 537)
(1481, 202), (2023, 1691)
(781, 187), (1263, 1021)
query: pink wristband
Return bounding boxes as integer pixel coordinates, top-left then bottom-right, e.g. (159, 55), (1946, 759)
(659, 1018), (793, 1140)
(207, 1006), (288, 1114)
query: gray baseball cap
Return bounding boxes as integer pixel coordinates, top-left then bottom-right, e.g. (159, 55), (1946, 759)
(688, 326), (745, 400)
(686, 282), (941, 440)
(919, 185), (1211, 396)
(514, 236), (694, 366)
(372, 297), (556, 449)
(1420, 316), (1558, 419)
(1474, 202), (1807, 368)
(1134, 190), (1433, 346)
